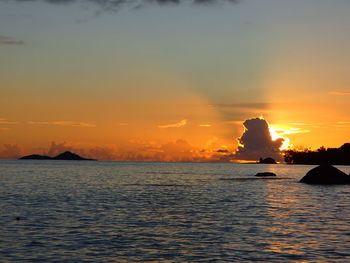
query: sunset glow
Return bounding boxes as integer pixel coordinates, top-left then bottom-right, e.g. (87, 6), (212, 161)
(2, 2), (350, 261)
(1, 0), (350, 161)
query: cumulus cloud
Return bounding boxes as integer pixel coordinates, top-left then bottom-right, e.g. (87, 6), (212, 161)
(84, 146), (116, 160)
(235, 117), (284, 161)
(27, 121), (96, 127)
(158, 119), (187, 128)
(8, 0), (240, 10)
(0, 35), (24, 45)
(0, 144), (21, 159)
(46, 141), (73, 156)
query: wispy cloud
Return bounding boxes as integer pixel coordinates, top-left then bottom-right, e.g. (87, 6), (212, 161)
(28, 121), (96, 127)
(288, 122), (309, 126)
(199, 124), (211, 127)
(329, 91), (350, 95)
(0, 118), (19, 125)
(0, 35), (24, 45)
(158, 119), (187, 128)
(337, 121), (350, 124)
(334, 121), (350, 127)
(270, 127), (311, 136)
(8, 0), (240, 11)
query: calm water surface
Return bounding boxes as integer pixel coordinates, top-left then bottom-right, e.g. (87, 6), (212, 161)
(1, 160), (350, 262)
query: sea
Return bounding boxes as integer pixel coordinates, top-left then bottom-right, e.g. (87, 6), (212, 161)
(1, 160), (350, 262)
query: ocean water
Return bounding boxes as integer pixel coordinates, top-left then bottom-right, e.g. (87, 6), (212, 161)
(1, 160), (350, 262)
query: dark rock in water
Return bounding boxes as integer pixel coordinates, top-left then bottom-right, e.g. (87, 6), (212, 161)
(259, 157), (276, 164)
(19, 151), (96, 161)
(300, 164), (350, 184)
(255, 172), (276, 177)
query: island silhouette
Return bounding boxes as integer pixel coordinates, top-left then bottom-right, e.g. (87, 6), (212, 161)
(284, 143), (350, 165)
(19, 151), (96, 161)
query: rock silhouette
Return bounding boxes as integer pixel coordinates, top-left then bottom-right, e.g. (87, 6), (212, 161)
(300, 164), (350, 184)
(19, 151), (96, 161)
(259, 157), (276, 164)
(255, 172), (276, 177)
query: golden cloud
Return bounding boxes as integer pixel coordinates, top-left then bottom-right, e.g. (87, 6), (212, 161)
(27, 121), (96, 127)
(158, 119), (187, 129)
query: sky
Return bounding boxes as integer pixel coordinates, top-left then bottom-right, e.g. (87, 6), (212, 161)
(1, 0), (350, 161)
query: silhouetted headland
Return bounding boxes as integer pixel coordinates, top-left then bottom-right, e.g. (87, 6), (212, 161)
(258, 157), (276, 164)
(19, 151), (96, 161)
(300, 164), (350, 184)
(284, 143), (350, 165)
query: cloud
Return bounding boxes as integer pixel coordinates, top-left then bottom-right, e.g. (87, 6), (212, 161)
(0, 118), (19, 131)
(0, 118), (19, 125)
(217, 149), (229, 153)
(288, 122), (308, 126)
(84, 146), (116, 160)
(334, 121), (350, 127)
(27, 121), (96, 127)
(235, 117), (284, 161)
(46, 141), (72, 156)
(329, 91), (350, 95)
(337, 121), (350, 124)
(0, 144), (21, 159)
(270, 127), (310, 136)
(8, 0), (240, 11)
(199, 124), (211, 127)
(0, 35), (24, 45)
(158, 119), (187, 128)
(35, 139), (219, 162)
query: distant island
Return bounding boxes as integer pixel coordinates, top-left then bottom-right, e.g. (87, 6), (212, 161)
(284, 143), (350, 165)
(19, 151), (96, 161)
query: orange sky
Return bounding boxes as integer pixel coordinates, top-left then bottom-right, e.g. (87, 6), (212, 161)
(1, 0), (350, 161)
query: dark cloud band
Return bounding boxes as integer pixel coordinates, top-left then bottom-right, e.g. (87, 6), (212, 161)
(9, 0), (240, 10)
(0, 35), (24, 45)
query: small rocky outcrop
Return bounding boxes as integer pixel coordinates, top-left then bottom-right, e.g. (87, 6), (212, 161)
(255, 172), (276, 177)
(259, 157), (277, 164)
(300, 164), (350, 184)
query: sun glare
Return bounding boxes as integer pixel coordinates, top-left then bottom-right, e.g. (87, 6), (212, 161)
(269, 126), (292, 150)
